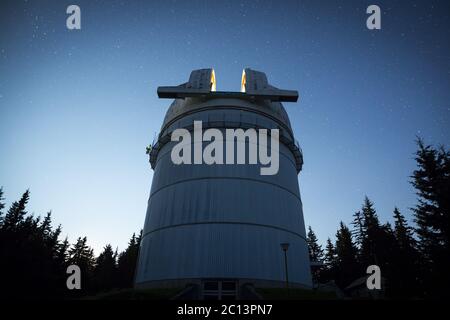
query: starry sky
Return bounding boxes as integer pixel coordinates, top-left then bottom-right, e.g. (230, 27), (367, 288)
(0, 0), (449, 253)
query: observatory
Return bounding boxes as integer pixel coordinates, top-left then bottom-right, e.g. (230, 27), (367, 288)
(135, 69), (312, 299)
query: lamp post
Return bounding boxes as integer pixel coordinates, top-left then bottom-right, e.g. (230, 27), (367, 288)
(280, 243), (290, 289)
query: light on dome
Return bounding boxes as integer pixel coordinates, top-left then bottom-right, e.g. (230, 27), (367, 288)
(210, 69), (217, 92)
(240, 69), (246, 93)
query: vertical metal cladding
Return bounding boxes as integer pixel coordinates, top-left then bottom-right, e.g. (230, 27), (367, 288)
(135, 69), (312, 288)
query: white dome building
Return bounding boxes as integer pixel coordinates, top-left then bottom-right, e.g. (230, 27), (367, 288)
(135, 69), (312, 299)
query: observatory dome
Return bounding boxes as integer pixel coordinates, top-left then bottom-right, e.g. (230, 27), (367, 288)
(135, 68), (312, 298)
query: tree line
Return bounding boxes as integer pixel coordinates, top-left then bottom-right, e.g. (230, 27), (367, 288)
(0, 188), (141, 299)
(307, 139), (449, 298)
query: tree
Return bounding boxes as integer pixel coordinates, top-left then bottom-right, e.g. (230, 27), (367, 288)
(306, 226), (324, 284)
(412, 139), (450, 251)
(355, 196), (400, 293)
(0, 187), (145, 298)
(411, 139), (450, 298)
(359, 196), (381, 266)
(324, 238), (336, 267)
(0, 190), (70, 299)
(94, 244), (118, 292)
(334, 222), (361, 288)
(306, 226), (324, 262)
(57, 237), (70, 266)
(319, 238), (337, 284)
(117, 231), (142, 288)
(2, 190), (30, 231)
(68, 237), (95, 294)
(351, 210), (364, 248)
(393, 208), (415, 250)
(389, 207), (420, 297)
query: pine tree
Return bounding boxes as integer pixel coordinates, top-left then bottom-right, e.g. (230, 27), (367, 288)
(351, 210), (364, 248)
(319, 238), (337, 284)
(306, 226), (324, 285)
(117, 231), (141, 288)
(355, 196), (402, 294)
(390, 207), (420, 297)
(334, 222), (361, 288)
(57, 237), (70, 265)
(324, 238), (336, 268)
(393, 208), (415, 250)
(54, 236), (70, 292)
(94, 244), (118, 292)
(0, 190), (70, 298)
(359, 196), (381, 266)
(306, 226), (324, 262)
(68, 236), (95, 293)
(2, 190), (30, 231)
(411, 139), (450, 297)
(0, 191), (32, 298)
(378, 222), (398, 288)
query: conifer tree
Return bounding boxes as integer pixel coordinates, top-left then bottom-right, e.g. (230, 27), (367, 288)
(94, 244), (118, 291)
(320, 238), (337, 283)
(359, 196), (381, 266)
(117, 231), (141, 288)
(411, 139), (450, 297)
(393, 207), (416, 250)
(306, 226), (324, 262)
(351, 210), (364, 248)
(68, 236), (95, 293)
(2, 190), (30, 231)
(390, 207), (420, 297)
(335, 222), (361, 288)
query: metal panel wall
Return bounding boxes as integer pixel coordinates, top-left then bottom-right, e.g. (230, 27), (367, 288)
(136, 100), (312, 288)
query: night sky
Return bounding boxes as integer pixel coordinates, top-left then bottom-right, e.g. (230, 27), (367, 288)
(0, 0), (449, 252)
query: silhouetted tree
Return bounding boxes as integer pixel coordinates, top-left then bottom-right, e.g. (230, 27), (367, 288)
(352, 197), (400, 294)
(307, 226), (324, 262)
(94, 244), (118, 292)
(0, 187), (145, 298)
(359, 196), (382, 266)
(2, 189), (29, 231)
(320, 238), (337, 283)
(0, 190), (69, 298)
(351, 210), (364, 248)
(334, 222), (361, 288)
(393, 208), (415, 249)
(117, 231), (141, 288)
(411, 139), (450, 298)
(68, 237), (95, 294)
(389, 207), (420, 297)
(306, 226), (324, 284)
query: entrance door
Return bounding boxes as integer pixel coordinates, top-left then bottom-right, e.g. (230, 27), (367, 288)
(202, 280), (237, 300)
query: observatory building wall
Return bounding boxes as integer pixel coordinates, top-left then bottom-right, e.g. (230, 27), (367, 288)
(135, 96), (312, 289)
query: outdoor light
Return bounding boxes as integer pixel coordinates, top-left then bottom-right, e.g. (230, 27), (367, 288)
(280, 242), (290, 289)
